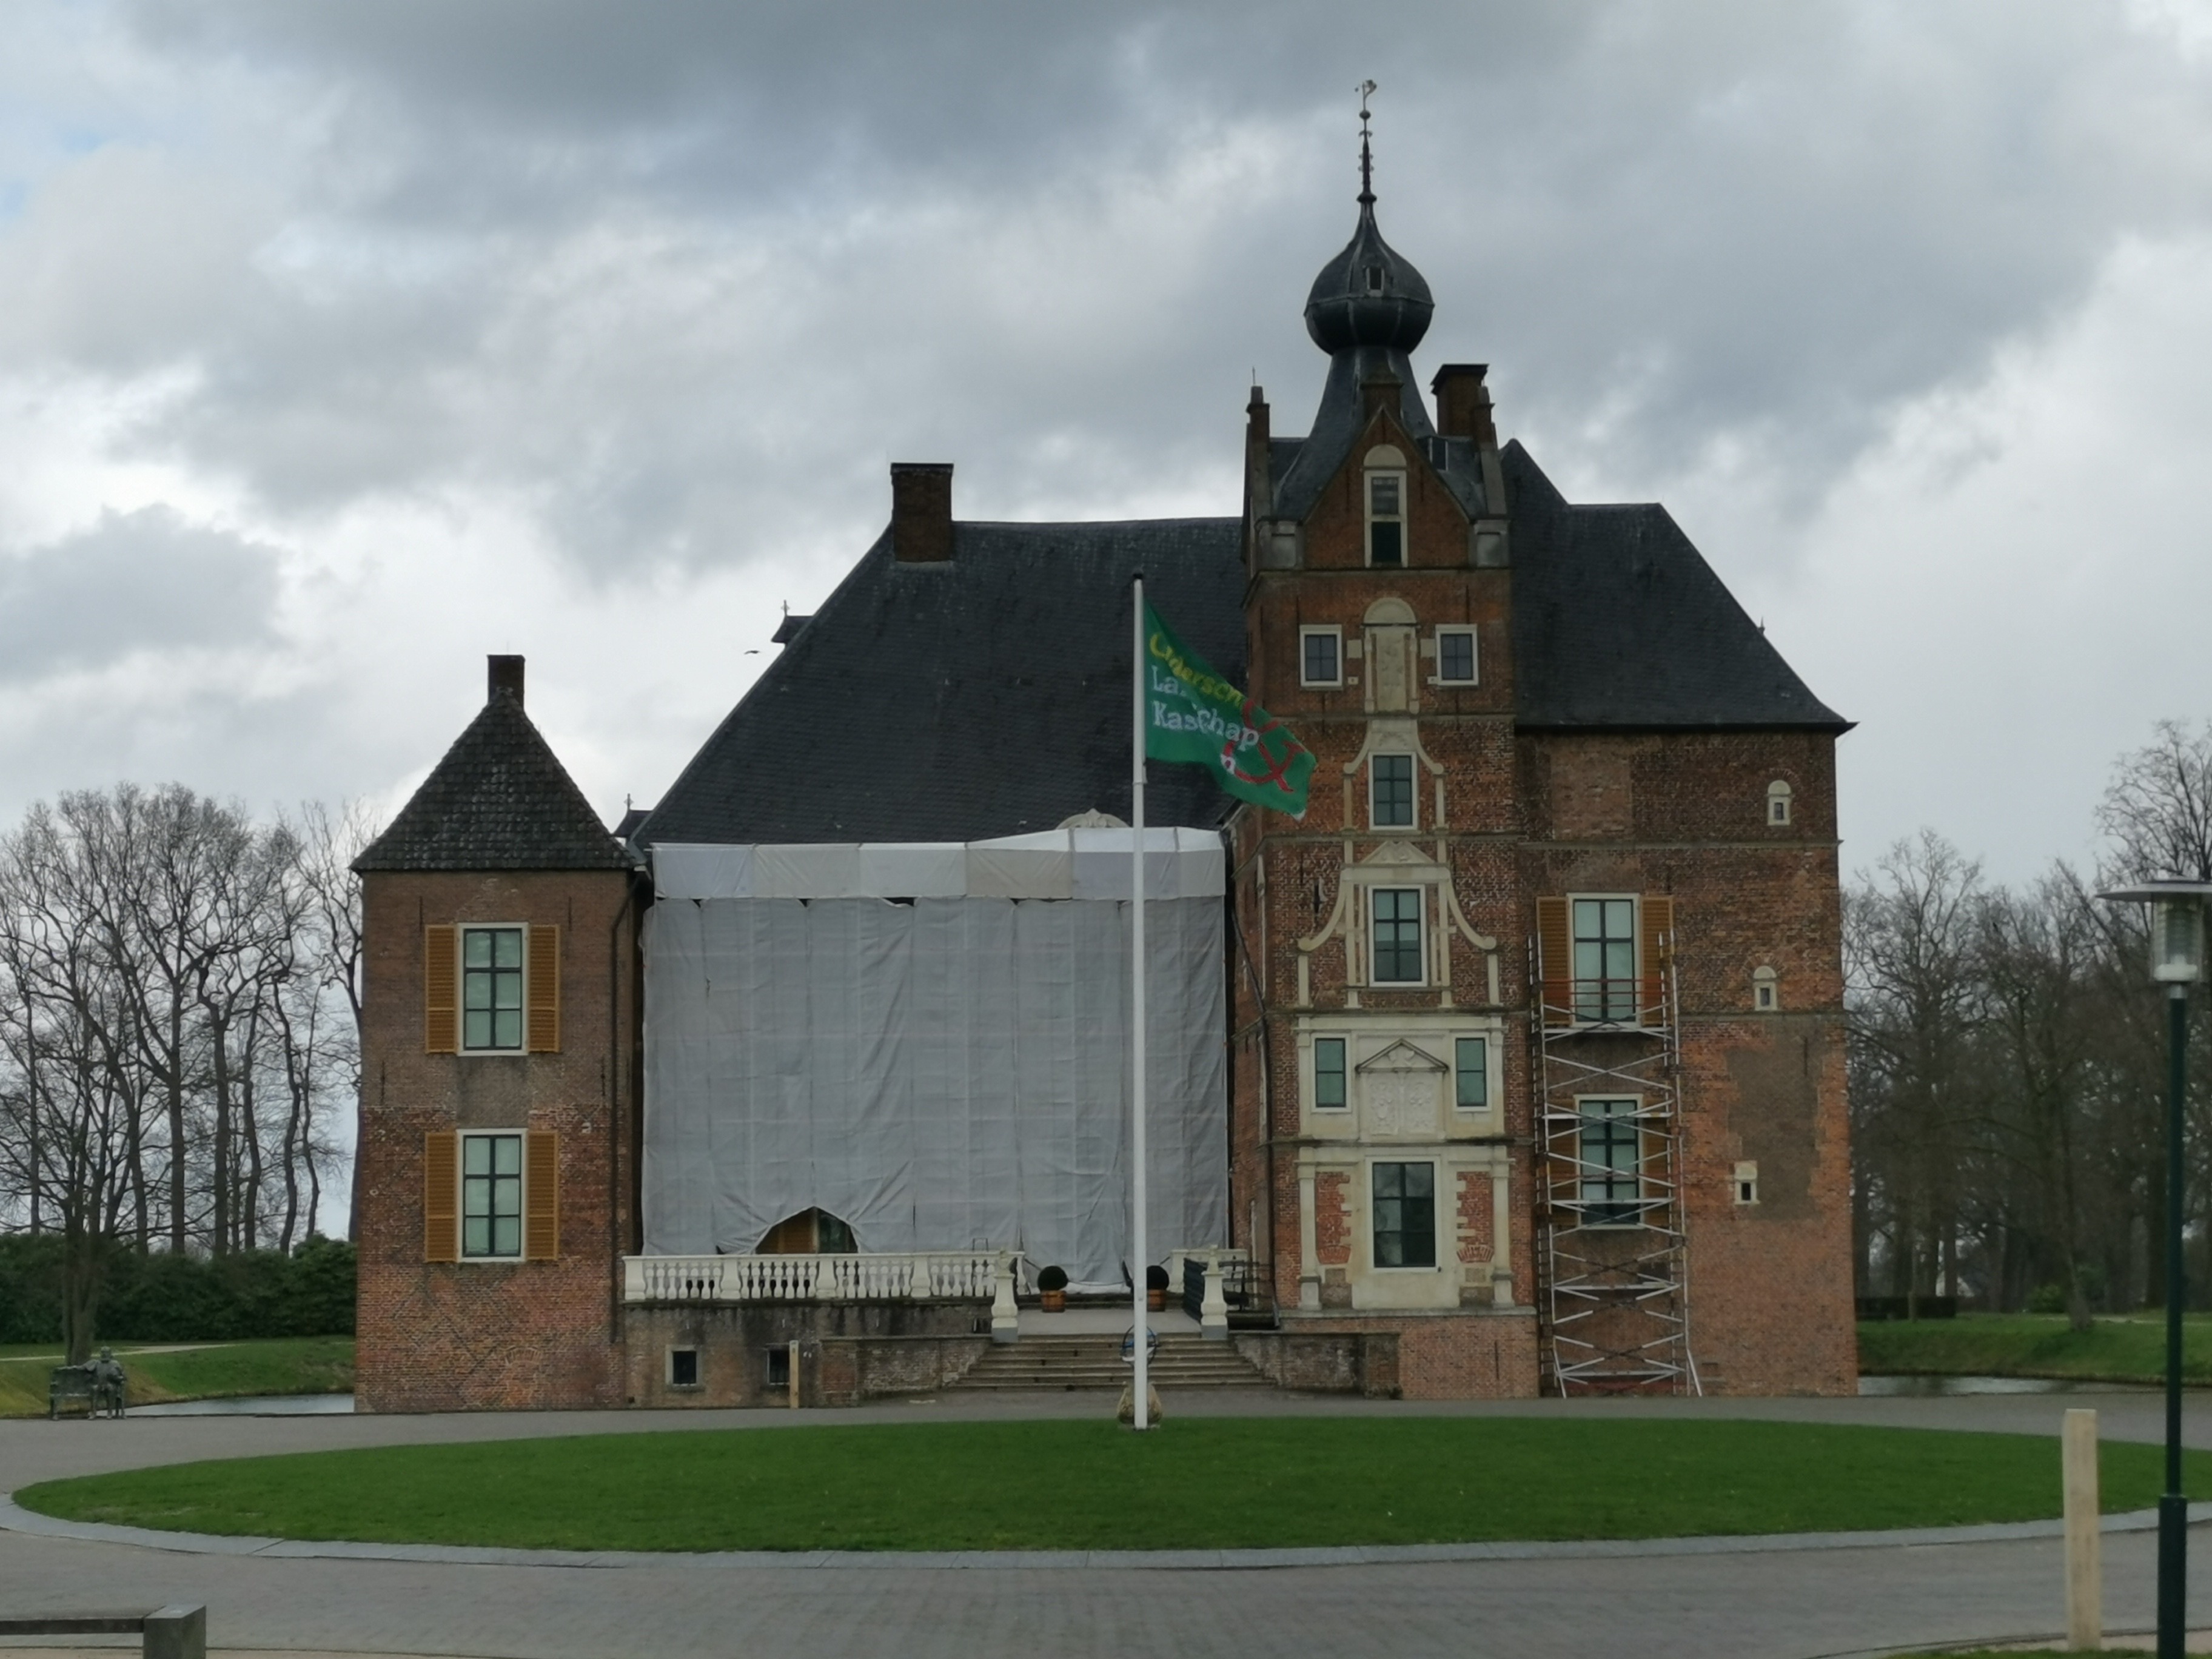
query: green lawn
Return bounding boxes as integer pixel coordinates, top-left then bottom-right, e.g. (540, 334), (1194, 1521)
(1858, 1312), (2212, 1383)
(0, 1338), (354, 1417)
(19, 1418), (2212, 1553)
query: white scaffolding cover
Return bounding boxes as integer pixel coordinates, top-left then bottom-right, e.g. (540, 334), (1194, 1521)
(641, 832), (1227, 1281)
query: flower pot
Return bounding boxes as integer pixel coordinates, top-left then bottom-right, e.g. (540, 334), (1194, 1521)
(1041, 1289), (1066, 1313)
(1147, 1287), (1165, 1312)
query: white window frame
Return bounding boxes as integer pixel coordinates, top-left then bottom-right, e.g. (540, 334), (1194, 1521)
(1369, 752), (1417, 831)
(1369, 886), (1426, 986)
(1574, 1096), (1644, 1230)
(1311, 1035), (1350, 1111)
(1734, 1161), (1760, 1205)
(1299, 625), (1344, 688)
(458, 1129), (526, 1260)
(1453, 1036), (1492, 1113)
(459, 923), (528, 1056)
(1365, 469), (1407, 568)
(1568, 894), (1639, 1025)
(1753, 966), (1780, 1013)
(1432, 626), (1479, 686)
(1767, 780), (1794, 826)
(1369, 1158), (1439, 1270)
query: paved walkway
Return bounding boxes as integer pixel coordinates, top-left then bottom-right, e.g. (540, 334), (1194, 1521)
(3, 1388), (2211, 1658)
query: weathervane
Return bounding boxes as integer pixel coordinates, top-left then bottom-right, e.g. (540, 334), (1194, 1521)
(1358, 79), (1377, 205)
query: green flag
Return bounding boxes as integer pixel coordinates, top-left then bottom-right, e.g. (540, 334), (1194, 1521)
(1142, 602), (1315, 818)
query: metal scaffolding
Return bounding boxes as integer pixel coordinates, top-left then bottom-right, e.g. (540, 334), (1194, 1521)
(1530, 906), (1700, 1395)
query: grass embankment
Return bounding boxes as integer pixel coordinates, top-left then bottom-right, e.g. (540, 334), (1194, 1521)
(0, 1337), (354, 1417)
(1858, 1312), (2212, 1384)
(21, 1418), (2212, 1553)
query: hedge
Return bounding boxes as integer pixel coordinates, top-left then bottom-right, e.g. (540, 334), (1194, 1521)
(0, 1234), (355, 1344)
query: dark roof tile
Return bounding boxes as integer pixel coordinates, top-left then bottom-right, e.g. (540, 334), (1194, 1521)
(355, 692), (631, 872)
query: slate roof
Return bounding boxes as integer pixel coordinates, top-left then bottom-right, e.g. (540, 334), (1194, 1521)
(354, 691), (632, 872)
(1505, 442), (1848, 731)
(634, 520), (1247, 848)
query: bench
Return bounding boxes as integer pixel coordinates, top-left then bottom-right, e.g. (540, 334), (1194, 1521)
(49, 1361), (127, 1419)
(0, 1604), (206, 1658)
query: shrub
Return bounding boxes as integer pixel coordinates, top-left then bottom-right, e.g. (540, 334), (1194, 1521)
(0, 1234), (355, 1344)
(1037, 1265), (1069, 1293)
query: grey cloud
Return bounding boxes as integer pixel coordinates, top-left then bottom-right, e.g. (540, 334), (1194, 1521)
(0, 506), (281, 679)
(18, 2), (2206, 575)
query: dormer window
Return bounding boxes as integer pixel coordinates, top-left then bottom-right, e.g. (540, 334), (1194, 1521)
(1367, 472), (1405, 566)
(1365, 264), (1386, 295)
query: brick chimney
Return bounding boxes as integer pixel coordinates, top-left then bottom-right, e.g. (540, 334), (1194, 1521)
(1430, 364), (1497, 447)
(1360, 367), (1404, 424)
(890, 463), (955, 563)
(488, 654), (525, 706)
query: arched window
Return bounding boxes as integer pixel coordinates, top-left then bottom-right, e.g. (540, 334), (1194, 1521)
(1766, 780), (1794, 826)
(1752, 965), (1780, 1013)
(757, 1208), (858, 1254)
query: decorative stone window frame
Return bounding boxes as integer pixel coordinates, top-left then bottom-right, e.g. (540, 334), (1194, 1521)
(1734, 1161), (1761, 1206)
(1369, 886), (1426, 985)
(1295, 840), (1500, 1009)
(1431, 625), (1479, 686)
(1369, 749), (1418, 831)
(1767, 779), (1794, 826)
(1364, 444), (1408, 568)
(1752, 964), (1780, 1013)
(1296, 1016), (1506, 1138)
(1308, 1034), (1350, 1112)
(1299, 625), (1344, 688)
(1368, 1157), (1439, 1270)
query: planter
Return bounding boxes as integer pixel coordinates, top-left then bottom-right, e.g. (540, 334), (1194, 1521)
(1147, 1288), (1165, 1312)
(1041, 1289), (1066, 1313)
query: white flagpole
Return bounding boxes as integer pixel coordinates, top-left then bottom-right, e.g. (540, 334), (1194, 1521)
(1131, 572), (1150, 1431)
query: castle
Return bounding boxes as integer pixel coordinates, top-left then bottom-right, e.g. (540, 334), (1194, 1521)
(352, 141), (1855, 1409)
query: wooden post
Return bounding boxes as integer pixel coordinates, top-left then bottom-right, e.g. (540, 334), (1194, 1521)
(787, 1340), (801, 1411)
(2065, 1407), (2102, 1651)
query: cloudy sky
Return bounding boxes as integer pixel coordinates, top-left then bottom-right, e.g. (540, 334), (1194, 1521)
(4, 0), (2211, 885)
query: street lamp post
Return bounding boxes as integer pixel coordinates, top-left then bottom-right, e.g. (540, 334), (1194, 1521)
(2098, 877), (2212, 1659)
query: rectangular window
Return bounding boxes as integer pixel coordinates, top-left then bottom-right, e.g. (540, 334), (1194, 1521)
(1455, 1037), (1489, 1110)
(1313, 1037), (1347, 1110)
(1436, 626), (1478, 684)
(1372, 1162), (1436, 1267)
(1367, 472), (1404, 566)
(1371, 754), (1414, 828)
(1571, 897), (1637, 1023)
(1370, 888), (1424, 984)
(462, 926), (525, 1051)
(1578, 1100), (1642, 1226)
(461, 1132), (523, 1258)
(669, 1348), (700, 1387)
(1301, 627), (1342, 687)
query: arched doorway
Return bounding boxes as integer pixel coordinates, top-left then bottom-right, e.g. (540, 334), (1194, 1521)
(757, 1208), (857, 1254)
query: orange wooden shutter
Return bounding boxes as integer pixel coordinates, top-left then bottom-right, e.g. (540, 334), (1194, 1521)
(1535, 897), (1570, 1028)
(525, 1130), (560, 1260)
(1640, 896), (1675, 1026)
(423, 1131), (458, 1262)
(423, 925), (457, 1054)
(526, 924), (561, 1053)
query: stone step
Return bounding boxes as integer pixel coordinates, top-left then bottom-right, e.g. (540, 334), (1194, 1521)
(952, 1334), (1272, 1393)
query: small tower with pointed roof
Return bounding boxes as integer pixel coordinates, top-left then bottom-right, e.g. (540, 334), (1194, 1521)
(351, 655), (642, 1412)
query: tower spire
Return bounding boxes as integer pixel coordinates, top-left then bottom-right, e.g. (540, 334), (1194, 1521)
(1357, 79), (1377, 206)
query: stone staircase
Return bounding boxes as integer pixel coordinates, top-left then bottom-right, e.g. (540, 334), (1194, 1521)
(953, 1333), (1272, 1392)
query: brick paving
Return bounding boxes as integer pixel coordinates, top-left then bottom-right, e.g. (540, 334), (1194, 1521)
(2, 1389), (2210, 1658)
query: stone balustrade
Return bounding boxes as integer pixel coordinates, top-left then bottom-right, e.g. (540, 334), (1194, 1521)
(623, 1250), (1014, 1305)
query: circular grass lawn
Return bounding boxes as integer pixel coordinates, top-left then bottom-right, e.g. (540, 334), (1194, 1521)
(18, 1418), (2205, 1554)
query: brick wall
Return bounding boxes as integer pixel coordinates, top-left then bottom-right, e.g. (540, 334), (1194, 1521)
(355, 868), (637, 1412)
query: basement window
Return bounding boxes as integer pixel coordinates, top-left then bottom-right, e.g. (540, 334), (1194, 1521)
(765, 1346), (791, 1390)
(668, 1348), (700, 1389)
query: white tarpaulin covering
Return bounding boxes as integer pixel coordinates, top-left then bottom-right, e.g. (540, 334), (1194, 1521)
(641, 832), (1227, 1282)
